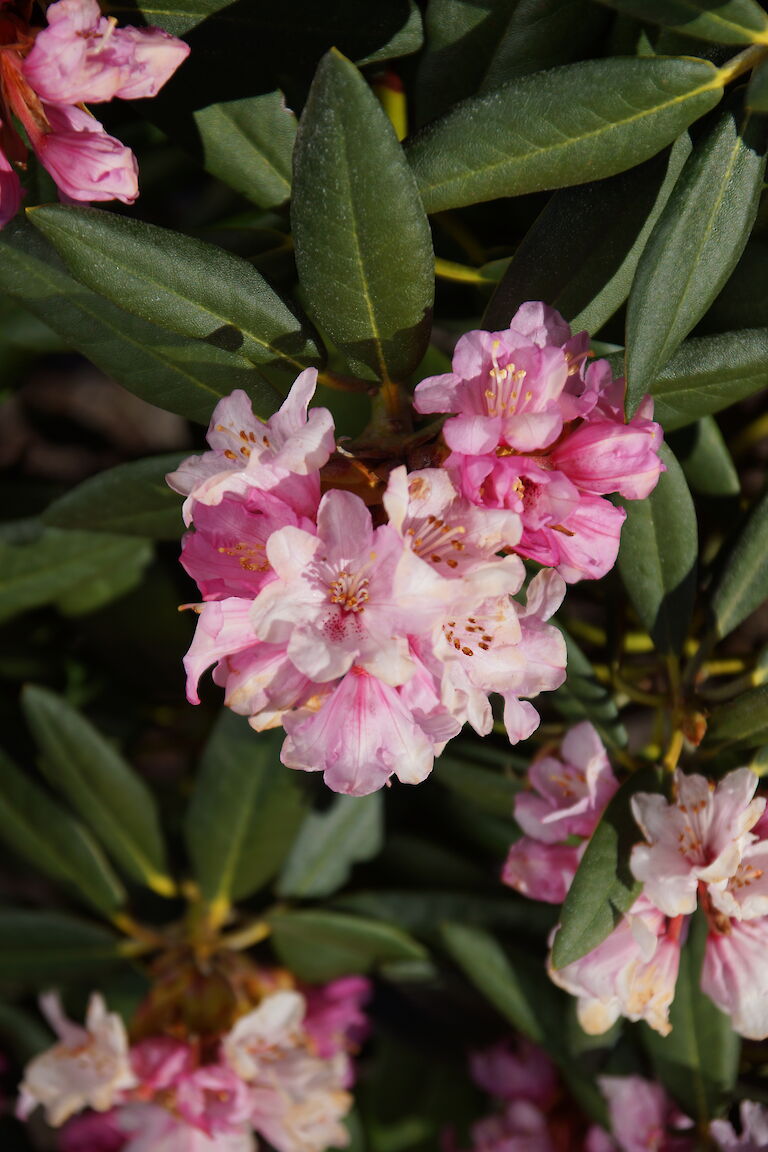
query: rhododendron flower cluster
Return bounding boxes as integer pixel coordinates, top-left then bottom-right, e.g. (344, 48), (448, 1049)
(20, 976), (369, 1152)
(414, 303), (664, 582)
(169, 363), (569, 795)
(0, 0), (188, 225)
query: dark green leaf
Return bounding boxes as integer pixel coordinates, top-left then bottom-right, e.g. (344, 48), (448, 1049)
(645, 328), (768, 430)
(706, 683), (768, 746)
(553, 629), (628, 749)
(672, 417), (740, 497)
(435, 756), (520, 818)
(193, 91), (296, 208)
(185, 713), (307, 918)
(43, 454), (185, 540)
(703, 239), (768, 332)
(28, 205), (320, 387)
(276, 793), (383, 900)
(268, 908), (427, 981)
(484, 135), (691, 334)
(408, 57), (724, 213)
(710, 484), (768, 638)
(617, 445), (698, 654)
(597, 0), (768, 44)
(0, 221), (274, 425)
(642, 910), (739, 1123)
(0, 749), (125, 915)
(292, 50), (433, 381)
(552, 767), (660, 969)
(0, 1002), (51, 1060)
(333, 889), (557, 937)
(747, 57), (768, 112)
(0, 911), (124, 986)
(21, 687), (172, 896)
(0, 528), (151, 624)
(626, 103), (767, 411)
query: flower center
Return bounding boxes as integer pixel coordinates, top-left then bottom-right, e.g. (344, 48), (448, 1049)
(443, 615), (495, 657)
(217, 540), (268, 573)
(407, 514), (466, 569)
(328, 569), (369, 613)
(484, 341), (529, 418)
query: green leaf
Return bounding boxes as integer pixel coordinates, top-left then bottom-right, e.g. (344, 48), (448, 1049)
(276, 793), (383, 900)
(0, 910), (124, 986)
(43, 454), (185, 540)
(435, 756), (520, 818)
(553, 629), (628, 750)
(185, 713), (307, 917)
(706, 683), (768, 746)
(21, 686), (172, 896)
(626, 103), (767, 411)
(672, 417), (740, 498)
(0, 749), (125, 915)
(703, 239), (768, 331)
(268, 908), (427, 982)
(617, 445), (698, 654)
(193, 91), (296, 208)
(333, 889), (556, 938)
(292, 50), (433, 381)
(644, 328), (768, 430)
(484, 135), (691, 335)
(408, 56), (724, 213)
(0, 221), (275, 425)
(551, 767), (660, 970)
(747, 57), (768, 112)
(710, 484), (768, 638)
(28, 205), (320, 387)
(0, 528), (152, 624)
(642, 910), (739, 1123)
(596, 0), (768, 44)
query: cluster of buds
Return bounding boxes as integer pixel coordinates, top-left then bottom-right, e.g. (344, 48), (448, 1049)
(18, 963), (369, 1152)
(169, 305), (664, 794)
(0, 0), (188, 225)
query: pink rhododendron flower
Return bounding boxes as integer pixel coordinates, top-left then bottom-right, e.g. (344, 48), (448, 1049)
(470, 1039), (558, 1111)
(502, 838), (583, 905)
(711, 1101), (768, 1150)
(631, 768), (766, 918)
(59, 1109), (127, 1152)
(413, 303), (664, 582)
(701, 915), (768, 1041)
(35, 102), (139, 202)
(597, 1076), (694, 1151)
(117, 1103), (254, 1152)
(303, 976), (371, 1086)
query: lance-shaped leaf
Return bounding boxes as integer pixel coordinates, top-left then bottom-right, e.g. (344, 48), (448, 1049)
(706, 684), (768, 747)
(292, 50), (433, 382)
(28, 205), (321, 387)
(626, 103), (767, 413)
(0, 222), (276, 425)
(0, 749), (125, 916)
(642, 910), (739, 1123)
(552, 628), (628, 750)
(551, 767), (660, 970)
(484, 135), (691, 334)
(44, 454), (185, 540)
(268, 908), (427, 982)
(436, 757), (520, 819)
(709, 485), (768, 639)
(193, 91), (297, 208)
(747, 58), (768, 112)
(617, 445), (698, 654)
(408, 56), (723, 213)
(0, 911), (125, 986)
(185, 713), (307, 920)
(672, 417), (740, 498)
(21, 686), (172, 896)
(277, 793), (383, 900)
(596, 0), (768, 44)
(645, 328), (768, 431)
(333, 889), (556, 938)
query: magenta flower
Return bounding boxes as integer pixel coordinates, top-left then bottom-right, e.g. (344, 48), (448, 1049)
(597, 1076), (694, 1152)
(469, 1039), (558, 1111)
(302, 975), (370, 1086)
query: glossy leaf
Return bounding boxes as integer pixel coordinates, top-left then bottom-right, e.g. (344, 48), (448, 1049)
(43, 454), (185, 540)
(551, 768), (660, 970)
(0, 749), (125, 916)
(29, 205), (320, 387)
(0, 911), (124, 985)
(617, 445), (698, 654)
(553, 629), (628, 750)
(268, 909), (427, 982)
(185, 713), (307, 918)
(193, 91), (296, 208)
(626, 103), (767, 412)
(277, 793), (383, 900)
(21, 687), (172, 896)
(672, 417), (740, 498)
(484, 135), (691, 334)
(709, 485), (768, 638)
(0, 221), (274, 425)
(596, 0), (768, 44)
(747, 57), (768, 112)
(408, 56), (723, 213)
(0, 528), (152, 624)
(642, 910), (739, 1123)
(292, 50), (433, 381)
(706, 683), (768, 746)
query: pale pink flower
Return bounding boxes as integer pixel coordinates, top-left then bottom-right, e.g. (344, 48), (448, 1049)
(23, 0), (189, 105)
(548, 897), (684, 1037)
(502, 838), (583, 904)
(631, 768), (766, 918)
(711, 1101), (768, 1150)
(129, 1036), (195, 1095)
(470, 1039), (558, 1111)
(598, 1076), (694, 1151)
(701, 916), (768, 1041)
(18, 993), (137, 1127)
(465, 1099), (558, 1152)
(174, 1065), (252, 1137)
(117, 1103), (254, 1152)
